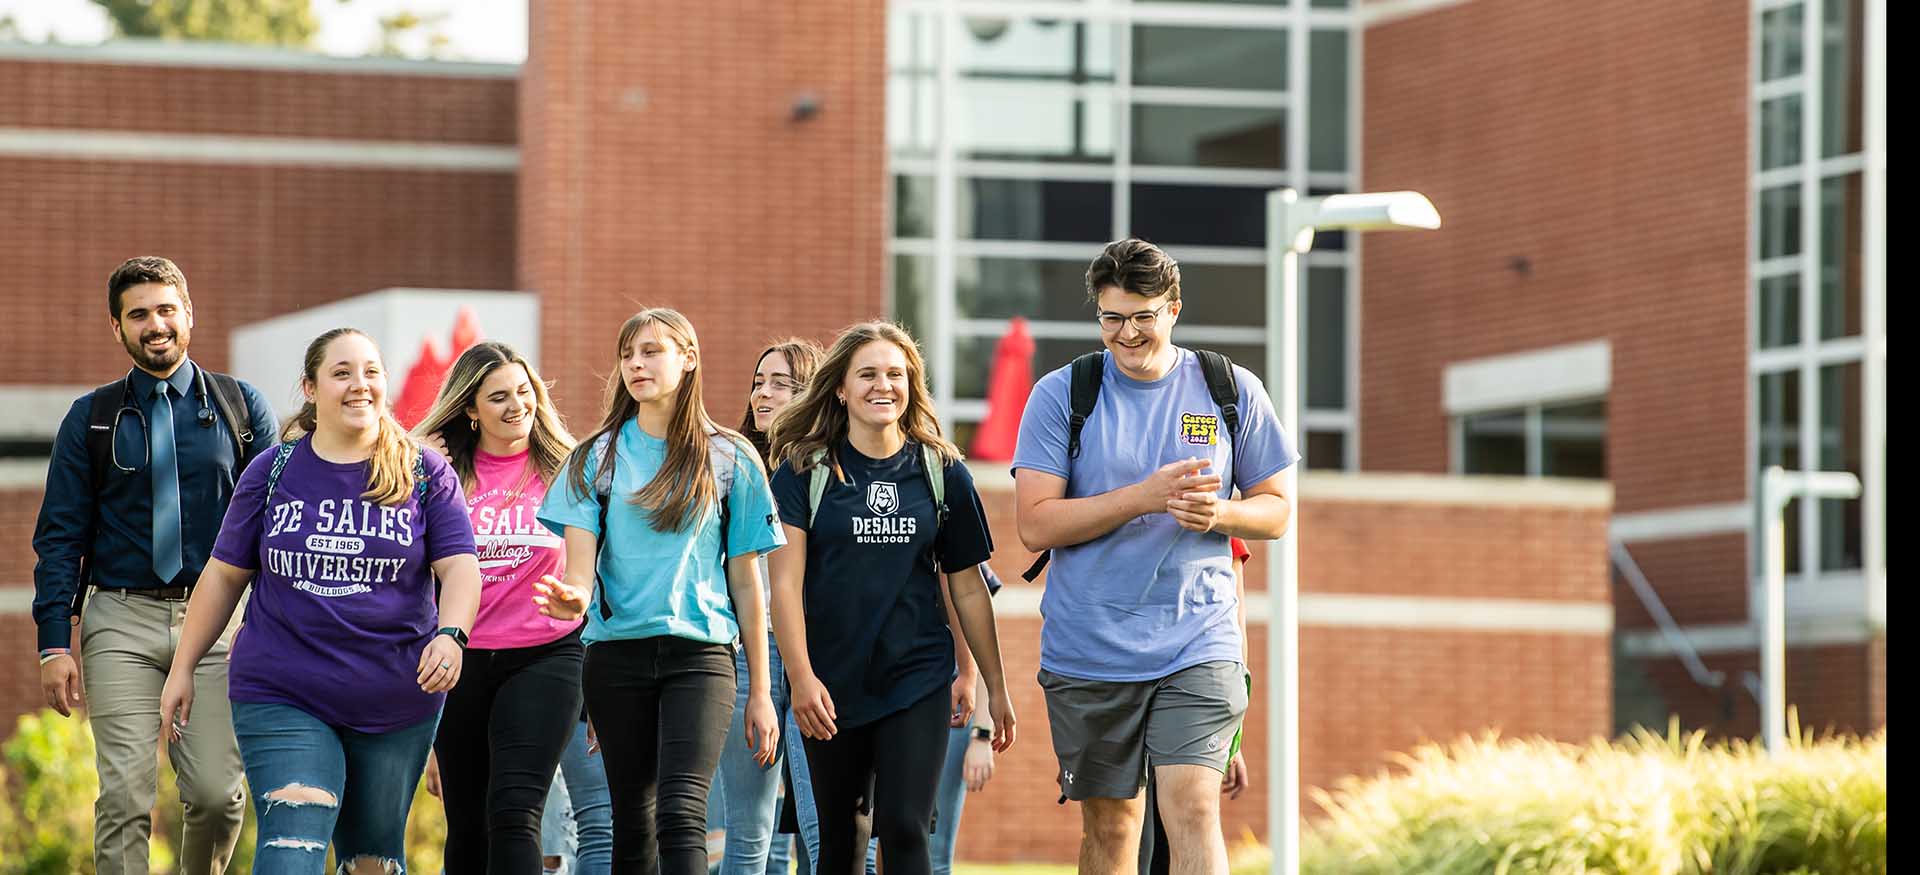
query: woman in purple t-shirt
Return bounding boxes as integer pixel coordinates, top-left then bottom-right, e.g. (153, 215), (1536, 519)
(161, 328), (481, 875)
(412, 340), (587, 874)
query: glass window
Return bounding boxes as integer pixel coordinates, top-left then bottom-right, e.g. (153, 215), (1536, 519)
(1759, 95), (1802, 170)
(889, 75), (938, 157)
(1131, 104), (1285, 169)
(1305, 430), (1347, 471)
(1308, 29), (1350, 173)
(956, 18), (1115, 81)
(893, 254), (934, 337)
(1132, 26), (1287, 91)
(896, 175), (934, 238)
(1461, 410), (1527, 476)
(1541, 400), (1607, 479)
(959, 178), (1113, 242)
(1171, 262), (1265, 326)
(956, 257), (1096, 321)
(954, 80), (1115, 162)
(1758, 184), (1801, 260)
(1305, 266), (1345, 410)
(1130, 183), (1268, 248)
(1818, 362), (1862, 570)
(1760, 4), (1804, 81)
(1757, 274), (1800, 349)
(1819, 172), (1862, 339)
(1757, 369), (1801, 470)
(1821, 0), (1864, 158)
(1311, 0), (1350, 7)
(889, 11), (938, 72)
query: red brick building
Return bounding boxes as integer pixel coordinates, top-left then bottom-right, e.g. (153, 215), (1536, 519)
(0, 0), (1883, 864)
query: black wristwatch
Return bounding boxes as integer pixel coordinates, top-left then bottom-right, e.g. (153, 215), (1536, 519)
(436, 626), (470, 649)
(971, 726), (992, 742)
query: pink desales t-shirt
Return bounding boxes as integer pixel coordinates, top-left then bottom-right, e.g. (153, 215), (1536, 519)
(467, 448), (580, 649)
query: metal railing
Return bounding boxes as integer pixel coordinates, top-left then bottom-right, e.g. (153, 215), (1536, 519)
(1609, 539), (1757, 702)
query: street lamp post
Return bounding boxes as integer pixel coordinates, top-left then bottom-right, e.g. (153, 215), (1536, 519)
(1264, 189), (1439, 875)
(1757, 466), (1861, 753)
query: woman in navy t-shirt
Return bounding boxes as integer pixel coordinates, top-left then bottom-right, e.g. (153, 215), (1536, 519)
(766, 321), (1016, 875)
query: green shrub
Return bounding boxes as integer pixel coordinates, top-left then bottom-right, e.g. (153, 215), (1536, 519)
(1300, 717), (1885, 875)
(1, 708), (449, 874)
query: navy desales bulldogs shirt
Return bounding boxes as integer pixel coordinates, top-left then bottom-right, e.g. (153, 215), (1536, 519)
(771, 439), (994, 729)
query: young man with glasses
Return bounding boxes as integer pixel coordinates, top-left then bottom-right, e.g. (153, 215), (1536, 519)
(1011, 239), (1297, 875)
(31, 256), (279, 875)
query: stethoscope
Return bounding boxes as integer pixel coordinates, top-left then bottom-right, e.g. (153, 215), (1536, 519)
(108, 367), (220, 474)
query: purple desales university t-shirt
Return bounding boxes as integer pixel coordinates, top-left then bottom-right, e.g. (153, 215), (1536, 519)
(214, 438), (477, 733)
(1011, 348), (1297, 683)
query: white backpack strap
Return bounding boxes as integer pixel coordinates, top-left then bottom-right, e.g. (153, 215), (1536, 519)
(591, 432), (616, 496)
(707, 432), (738, 497)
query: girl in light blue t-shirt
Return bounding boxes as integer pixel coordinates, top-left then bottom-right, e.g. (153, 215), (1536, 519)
(533, 307), (784, 875)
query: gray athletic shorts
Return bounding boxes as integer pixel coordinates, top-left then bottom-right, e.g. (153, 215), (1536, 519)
(1037, 660), (1248, 802)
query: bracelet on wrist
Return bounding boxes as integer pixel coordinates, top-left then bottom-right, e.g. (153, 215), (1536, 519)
(39, 648), (71, 665)
(970, 726), (992, 742)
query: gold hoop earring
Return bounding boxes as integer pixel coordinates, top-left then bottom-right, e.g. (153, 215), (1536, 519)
(469, 419), (480, 432)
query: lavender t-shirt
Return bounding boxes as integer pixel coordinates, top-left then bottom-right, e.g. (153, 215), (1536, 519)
(214, 438), (477, 733)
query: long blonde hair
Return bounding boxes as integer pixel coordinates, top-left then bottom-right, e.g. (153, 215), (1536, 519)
(768, 321), (960, 476)
(739, 338), (825, 465)
(280, 327), (419, 507)
(564, 308), (755, 532)
(411, 341), (576, 495)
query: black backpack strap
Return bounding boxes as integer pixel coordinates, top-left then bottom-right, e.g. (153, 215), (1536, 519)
(1029, 354), (1106, 582)
(202, 371), (254, 465)
(1192, 350), (1241, 440)
(1065, 352), (1105, 461)
(1193, 349), (1242, 486)
(82, 379), (130, 494)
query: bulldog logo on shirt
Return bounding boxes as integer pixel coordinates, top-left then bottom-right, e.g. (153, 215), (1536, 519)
(866, 481), (900, 516)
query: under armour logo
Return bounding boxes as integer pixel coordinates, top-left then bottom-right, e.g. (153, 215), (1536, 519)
(1206, 736), (1222, 752)
(1062, 769), (1075, 785)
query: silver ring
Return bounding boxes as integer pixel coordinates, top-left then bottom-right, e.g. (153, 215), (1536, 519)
(440, 661), (452, 670)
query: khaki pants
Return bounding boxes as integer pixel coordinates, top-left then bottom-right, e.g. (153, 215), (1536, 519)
(81, 588), (245, 875)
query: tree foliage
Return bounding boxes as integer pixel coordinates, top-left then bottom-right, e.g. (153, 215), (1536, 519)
(90, 0), (319, 47)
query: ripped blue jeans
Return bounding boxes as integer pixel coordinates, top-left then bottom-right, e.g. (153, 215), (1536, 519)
(232, 701), (439, 874)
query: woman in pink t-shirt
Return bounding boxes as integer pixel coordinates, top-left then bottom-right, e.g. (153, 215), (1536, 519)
(412, 341), (584, 874)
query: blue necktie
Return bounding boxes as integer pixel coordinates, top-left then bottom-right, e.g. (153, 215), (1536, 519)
(150, 382), (183, 583)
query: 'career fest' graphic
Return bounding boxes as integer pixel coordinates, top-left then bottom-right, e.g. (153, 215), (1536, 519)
(264, 498), (416, 598)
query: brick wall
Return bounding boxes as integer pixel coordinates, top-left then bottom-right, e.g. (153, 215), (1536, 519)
(0, 57), (518, 387)
(1359, 0), (1750, 515)
(519, 0), (891, 431)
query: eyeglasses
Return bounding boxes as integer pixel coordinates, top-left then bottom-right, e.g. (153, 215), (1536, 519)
(1096, 302), (1171, 334)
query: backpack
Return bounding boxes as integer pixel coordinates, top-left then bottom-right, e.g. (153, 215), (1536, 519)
(803, 442), (948, 534)
(588, 430), (741, 622)
(262, 439), (431, 510)
(1021, 349), (1243, 582)
(83, 367), (259, 494)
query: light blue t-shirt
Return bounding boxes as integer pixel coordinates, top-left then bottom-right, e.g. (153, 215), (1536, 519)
(1011, 348), (1297, 682)
(537, 420), (785, 646)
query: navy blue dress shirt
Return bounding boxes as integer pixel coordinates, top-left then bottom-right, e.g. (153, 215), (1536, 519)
(31, 359), (279, 650)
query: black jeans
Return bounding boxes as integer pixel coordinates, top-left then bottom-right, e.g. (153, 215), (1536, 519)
(802, 687), (949, 875)
(584, 636), (736, 875)
(435, 628), (585, 875)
